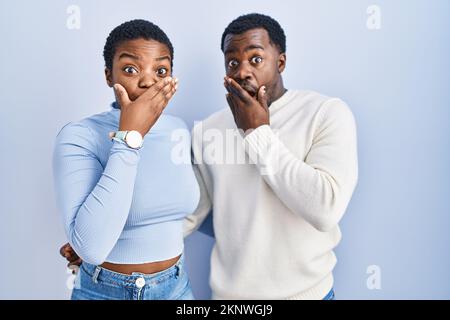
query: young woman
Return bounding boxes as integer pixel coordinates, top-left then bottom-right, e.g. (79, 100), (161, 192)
(53, 19), (200, 300)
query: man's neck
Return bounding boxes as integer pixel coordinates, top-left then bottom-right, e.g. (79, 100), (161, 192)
(268, 80), (287, 107)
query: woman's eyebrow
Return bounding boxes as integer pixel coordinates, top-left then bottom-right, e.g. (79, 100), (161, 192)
(155, 55), (171, 62)
(118, 52), (140, 60)
(118, 53), (170, 63)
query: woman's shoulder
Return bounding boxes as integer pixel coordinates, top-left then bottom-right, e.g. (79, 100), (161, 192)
(55, 109), (116, 152)
(55, 121), (98, 155)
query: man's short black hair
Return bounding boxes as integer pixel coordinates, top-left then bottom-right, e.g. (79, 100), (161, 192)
(221, 13), (286, 53)
(103, 19), (174, 70)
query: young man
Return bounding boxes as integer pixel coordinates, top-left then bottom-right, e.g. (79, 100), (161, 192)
(183, 13), (358, 300)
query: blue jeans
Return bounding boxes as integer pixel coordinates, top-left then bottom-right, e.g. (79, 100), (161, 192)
(323, 288), (335, 300)
(71, 254), (194, 300)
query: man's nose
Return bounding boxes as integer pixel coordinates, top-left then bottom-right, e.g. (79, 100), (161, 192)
(138, 72), (157, 88)
(234, 61), (253, 81)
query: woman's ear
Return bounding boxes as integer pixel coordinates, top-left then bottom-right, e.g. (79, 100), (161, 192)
(278, 53), (286, 73)
(105, 68), (113, 87)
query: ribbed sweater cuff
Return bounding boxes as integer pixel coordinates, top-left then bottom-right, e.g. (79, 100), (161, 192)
(243, 125), (282, 175)
(243, 125), (276, 157)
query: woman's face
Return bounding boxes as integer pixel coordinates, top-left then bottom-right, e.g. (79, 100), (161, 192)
(105, 38), (172, 102)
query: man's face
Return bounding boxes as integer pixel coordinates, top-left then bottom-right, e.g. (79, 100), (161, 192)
(105, 38), (172, 102)
(223, 28), (286, 104)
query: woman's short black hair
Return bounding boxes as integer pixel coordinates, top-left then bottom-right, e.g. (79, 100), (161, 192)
(221, 13), (286, 53)
(103, 19), (174, 70)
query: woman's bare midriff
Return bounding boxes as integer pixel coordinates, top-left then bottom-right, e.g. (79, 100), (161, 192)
(100, 254), (181, 275)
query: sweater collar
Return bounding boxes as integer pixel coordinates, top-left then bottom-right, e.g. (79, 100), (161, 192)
(268, 89), (295, 114)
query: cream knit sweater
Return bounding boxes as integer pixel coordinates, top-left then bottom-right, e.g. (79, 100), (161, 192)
(184, 90), (358, 299)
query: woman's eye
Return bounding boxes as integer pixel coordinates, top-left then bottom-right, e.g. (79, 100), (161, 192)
(251, 56), (263, 64)
(123, 66), (138, 74)
(157, 68), (168, 76)
(228, 60), (238, 69)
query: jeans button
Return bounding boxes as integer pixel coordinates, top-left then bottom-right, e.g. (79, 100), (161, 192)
(135, 277), (146, 288)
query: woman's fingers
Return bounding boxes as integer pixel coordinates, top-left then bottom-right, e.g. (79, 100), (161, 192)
(113, 83), (131, 108)
(140, 77), (173, 102)
(152, 78), (177, 107)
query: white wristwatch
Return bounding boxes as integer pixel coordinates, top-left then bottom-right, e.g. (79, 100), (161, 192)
(109, 130), (143, 149)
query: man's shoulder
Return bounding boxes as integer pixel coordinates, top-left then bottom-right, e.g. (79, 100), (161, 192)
(289, 89), (332, 109)
(290, 89), (352, 117)
(295, 90), (355, 130)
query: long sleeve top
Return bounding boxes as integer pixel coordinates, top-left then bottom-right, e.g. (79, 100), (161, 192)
(53, 104), (200, 265)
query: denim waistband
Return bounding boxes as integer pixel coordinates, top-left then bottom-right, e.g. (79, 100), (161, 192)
(80, 254), (185, 289)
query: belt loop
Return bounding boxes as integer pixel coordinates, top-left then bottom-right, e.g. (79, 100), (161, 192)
(92, 266), (101, 284)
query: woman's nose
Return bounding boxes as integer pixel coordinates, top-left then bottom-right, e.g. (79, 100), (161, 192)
(138, 73), (157, 88)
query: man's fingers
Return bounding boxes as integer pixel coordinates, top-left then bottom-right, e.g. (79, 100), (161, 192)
(68, 259), (82, 273)
(67, 253), (80, 262)
(228, 93), (241, 111)
(224, 79), (243, 105)
(68, 259), (82, 267)
(59, 244), (67, 257)
(59, 243), (80, 263)
(63, 249), (79, 262)
(226, 93), (237, 120)
(224, 79), (240, 98)
(257, 85), (269, 111)
(60, 243), (72, 257)
(113, 83), (131, 108)
(225, 77), (252, 103)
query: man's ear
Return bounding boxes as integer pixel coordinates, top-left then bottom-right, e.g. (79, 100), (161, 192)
(278, 53), (286, 73)
(105, 68), (113, 87)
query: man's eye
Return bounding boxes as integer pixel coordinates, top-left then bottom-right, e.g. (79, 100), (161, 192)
(228, 60), (238, 68)
(157, 68), (168, 76)
(123, 66), (138, 74)
(251, 56), (263, 64)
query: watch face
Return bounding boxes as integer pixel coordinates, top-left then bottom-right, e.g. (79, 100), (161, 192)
(125, 130), (143, 149)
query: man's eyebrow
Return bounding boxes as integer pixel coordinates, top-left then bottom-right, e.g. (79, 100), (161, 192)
(245, 45), (265, 51)
(118, 52), (140, 60)
(224, 45), (265, 55)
